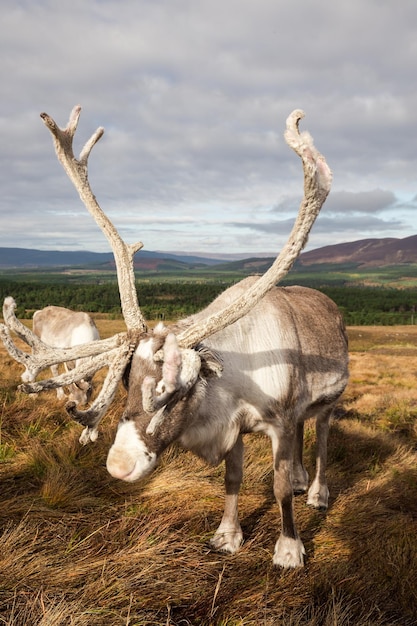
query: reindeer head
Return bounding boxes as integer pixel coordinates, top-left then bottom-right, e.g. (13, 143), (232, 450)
(106, 323), (222, 480)
(0, 106), (332, 475)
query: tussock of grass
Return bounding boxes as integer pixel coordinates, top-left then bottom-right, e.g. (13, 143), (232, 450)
(0, 325), (417, 624)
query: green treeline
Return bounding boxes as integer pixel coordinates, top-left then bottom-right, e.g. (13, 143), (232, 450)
(1, 279), (417, 325)
(319, 286), (417, 325)
(0, 281), (227, 321)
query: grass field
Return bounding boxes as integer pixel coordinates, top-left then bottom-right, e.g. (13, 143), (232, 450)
(0, 322), (416, 625)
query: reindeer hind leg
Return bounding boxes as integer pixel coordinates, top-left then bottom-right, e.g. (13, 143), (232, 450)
(306, 405), (333, 511)
(270, 422), (305, 568)
(292, 420), (309, 494)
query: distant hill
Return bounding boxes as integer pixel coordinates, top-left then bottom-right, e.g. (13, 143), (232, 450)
(0, 248), (112, 269)
(191, 234), (417, 274)
(1, 234), (417, 272)
(0, 248), (224, 269)
(298, 235), (417, 267)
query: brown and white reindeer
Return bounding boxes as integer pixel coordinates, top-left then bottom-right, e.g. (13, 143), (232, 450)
(0, 106), (349, 567)
(31, 305), (100, 405)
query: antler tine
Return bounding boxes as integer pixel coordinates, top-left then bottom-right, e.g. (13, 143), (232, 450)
(40, 106), (147, 332)
(2, 297), (45, 352)
(18, 345), (127, 395)
(65, 332), (139, 445)
(176, 110), (332, 349)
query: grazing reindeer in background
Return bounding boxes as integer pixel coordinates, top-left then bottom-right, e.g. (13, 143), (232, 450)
(0, 106), (349, 567)
(32, 306), (100, 405)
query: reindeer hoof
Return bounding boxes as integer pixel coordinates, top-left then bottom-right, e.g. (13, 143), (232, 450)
(210, 528), (243, 554)
(273, 536), (305, 568)
(306, 481), (329, 510)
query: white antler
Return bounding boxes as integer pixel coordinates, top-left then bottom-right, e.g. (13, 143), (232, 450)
(1, 297), (128, 382)
(40, 106), (147, 332)
(0, 106), (148, 441)
(65, 331), (139, 444)
(176, 110), (332, 349)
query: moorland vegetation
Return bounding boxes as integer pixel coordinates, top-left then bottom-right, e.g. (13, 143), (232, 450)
(0, 318), (416, 625)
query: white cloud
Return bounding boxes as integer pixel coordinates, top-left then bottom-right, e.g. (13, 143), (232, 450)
(1, 0), (417, 255)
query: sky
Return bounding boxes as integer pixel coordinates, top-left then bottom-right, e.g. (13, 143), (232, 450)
(1, 0), (417, 259)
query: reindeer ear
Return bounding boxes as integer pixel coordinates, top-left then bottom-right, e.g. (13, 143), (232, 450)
(162, 333), (182, 393)
(177, 349), (202, 387)
(161, 333), (202, 391)
(142, 336), (202, 415)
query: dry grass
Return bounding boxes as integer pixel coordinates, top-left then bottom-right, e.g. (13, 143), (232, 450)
(0, 323), (416, 625)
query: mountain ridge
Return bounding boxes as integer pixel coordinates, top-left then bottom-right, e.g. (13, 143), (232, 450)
(1, 234), (417, 270)
(298, 234), (417, 267)
(0, 247), (223, 269)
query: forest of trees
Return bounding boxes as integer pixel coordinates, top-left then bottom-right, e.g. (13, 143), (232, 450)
(0, 280), (226, 321)
(318, 286), (417, 325)
(1, 279), (417, 325)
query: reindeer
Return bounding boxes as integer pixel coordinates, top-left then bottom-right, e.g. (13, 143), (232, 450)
(0, 106), (348, 567)
(31, 306), (100, 405)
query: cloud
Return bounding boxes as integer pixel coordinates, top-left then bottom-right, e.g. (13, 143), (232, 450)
(1, 0), (417, 254)
(325, 190), (398, 214)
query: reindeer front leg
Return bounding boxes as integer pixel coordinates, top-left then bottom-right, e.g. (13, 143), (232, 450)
(271, 424), (306, 568)
(211, 435), (244, 554)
